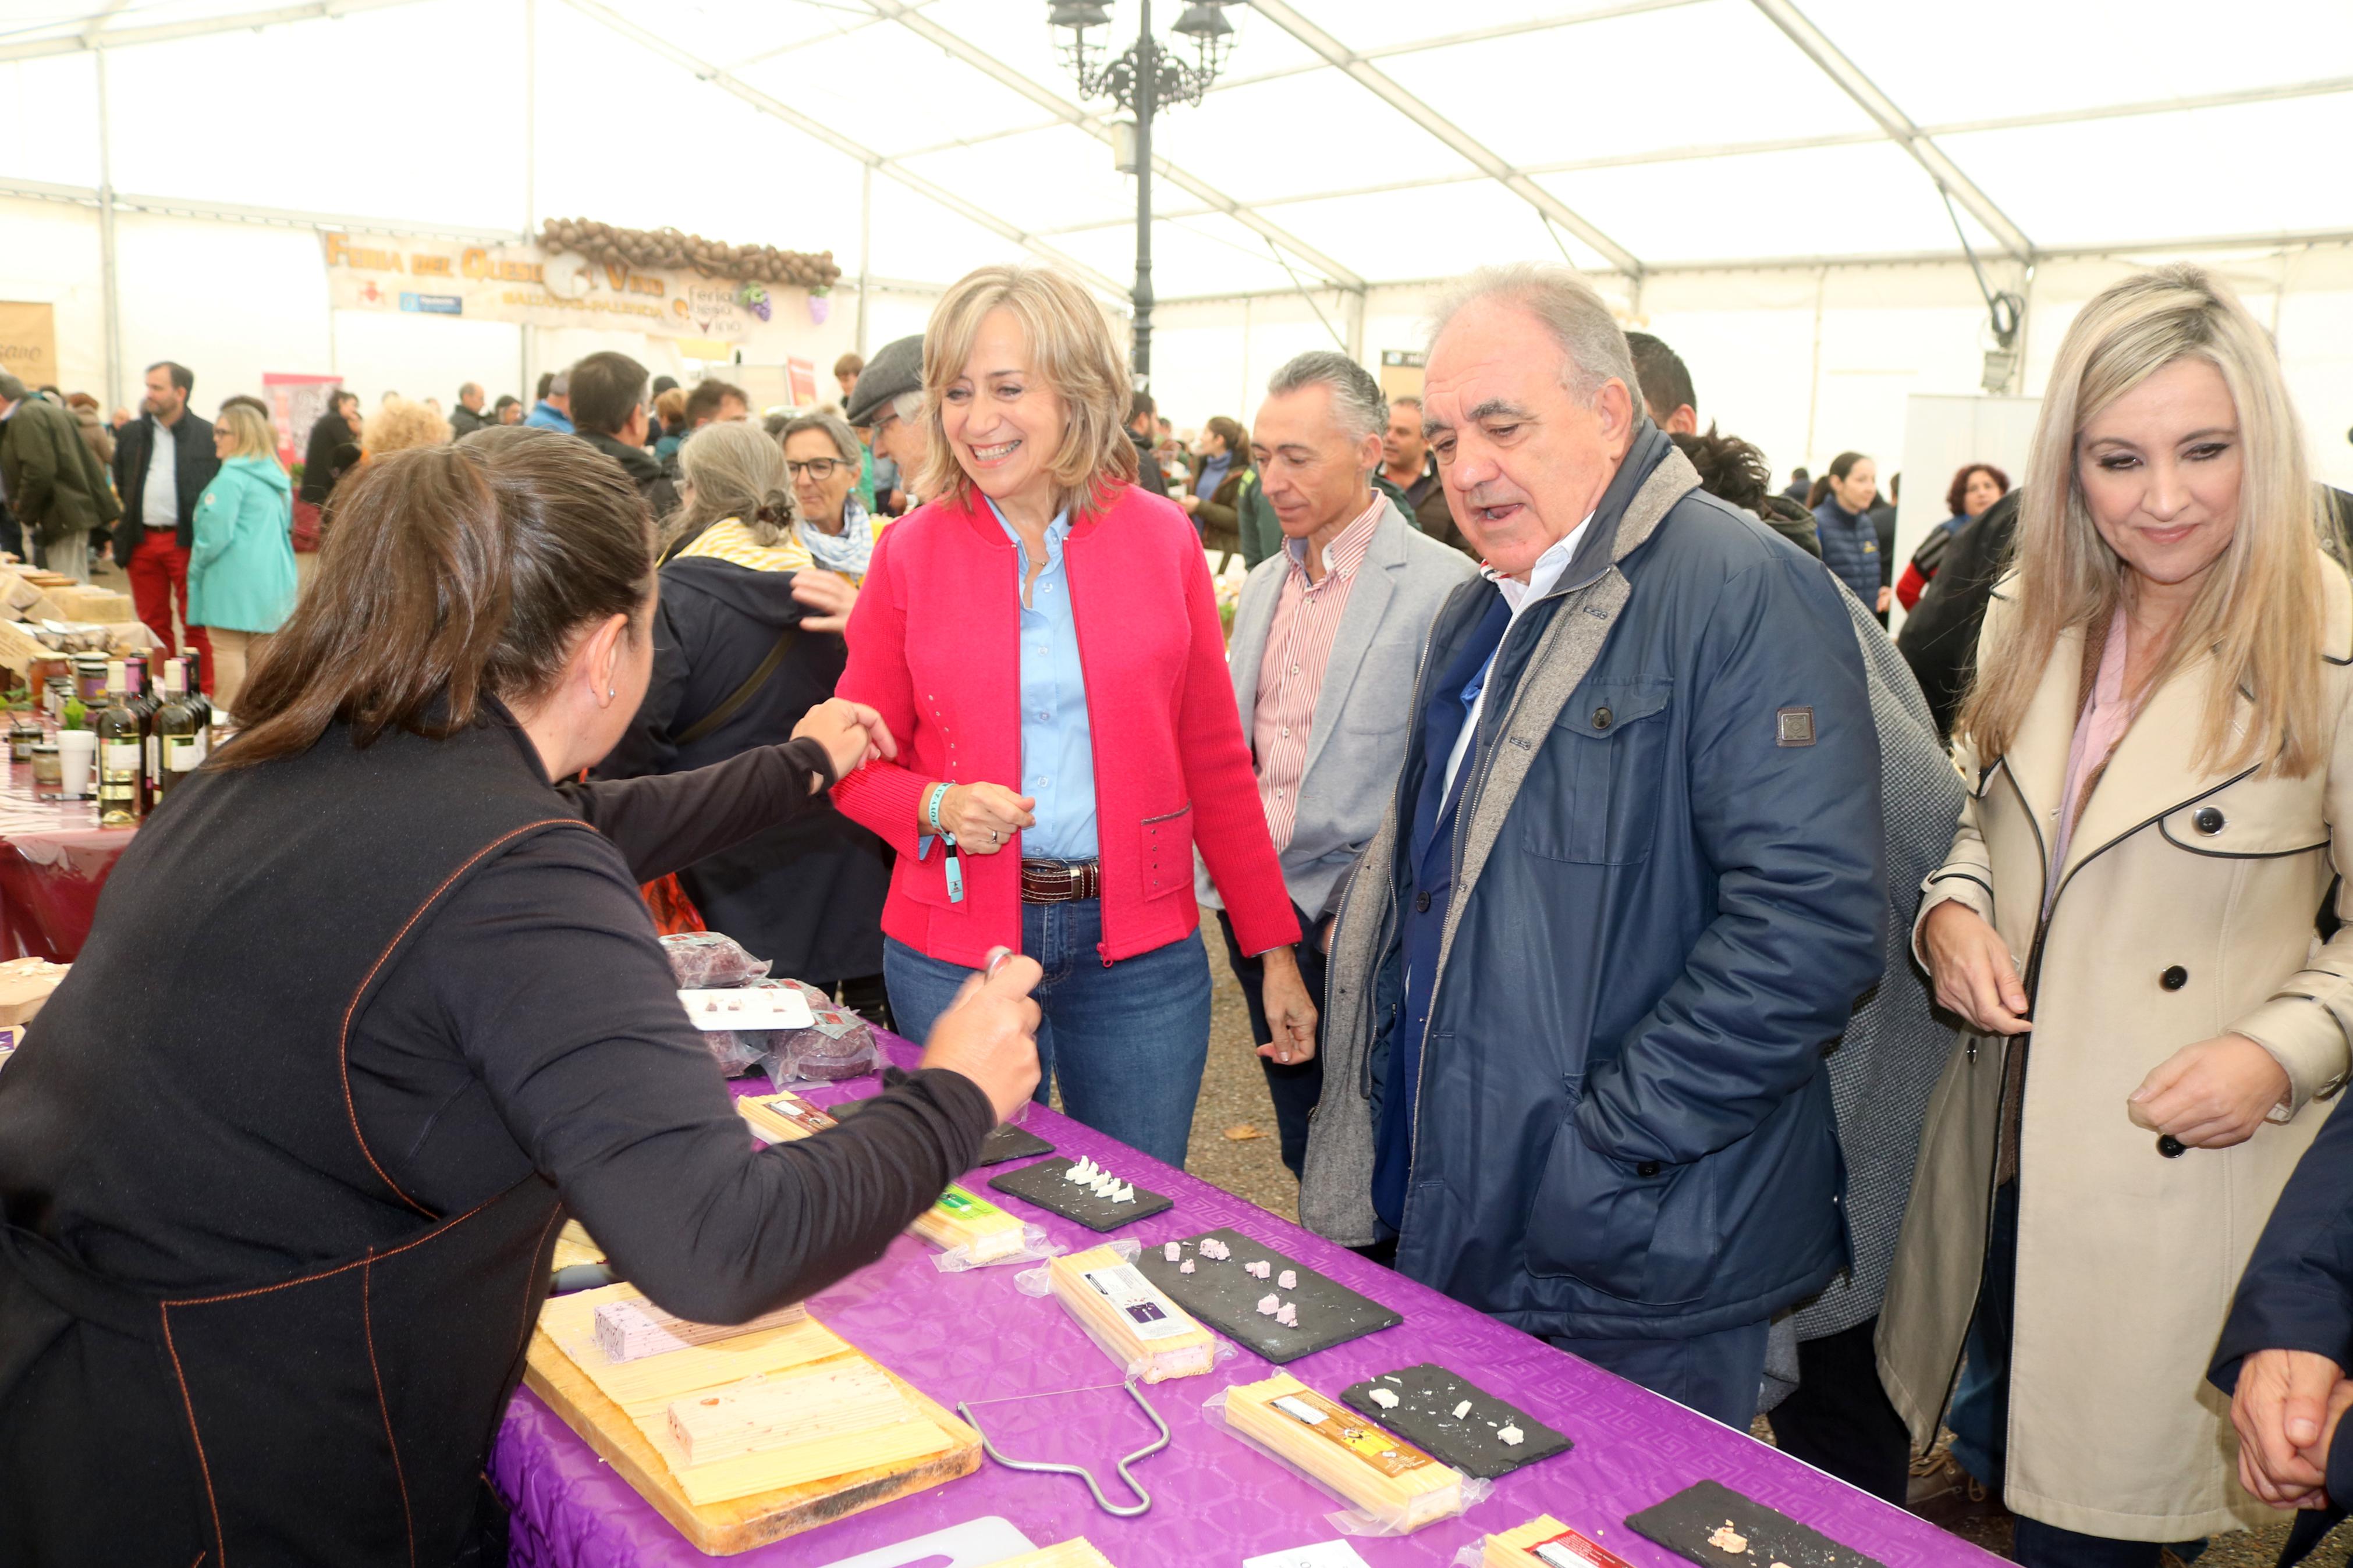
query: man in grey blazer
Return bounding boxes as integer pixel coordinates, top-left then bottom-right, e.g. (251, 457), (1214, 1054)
(1200, 351), (1478, 1177)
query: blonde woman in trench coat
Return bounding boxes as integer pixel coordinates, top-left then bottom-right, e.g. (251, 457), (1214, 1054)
(1878, 264), (2353, 1565)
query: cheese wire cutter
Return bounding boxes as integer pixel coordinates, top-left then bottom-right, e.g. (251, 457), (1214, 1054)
(956, 1375), (1170, 1517)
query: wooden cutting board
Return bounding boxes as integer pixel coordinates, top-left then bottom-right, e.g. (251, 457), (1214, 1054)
(523, 1294), (981, 1555)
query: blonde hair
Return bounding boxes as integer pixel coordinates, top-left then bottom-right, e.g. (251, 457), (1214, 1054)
(1961, 264), (2324, 777)
(654, 386), (688, 431)
(363, 397), (452, 457)
(668, 421), (796, 550)
(214, 402), (278, 462)
(917, 264), (1137, 515)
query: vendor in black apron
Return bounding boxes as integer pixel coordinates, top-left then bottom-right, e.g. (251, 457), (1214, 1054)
(0, 432), (1044, 1567)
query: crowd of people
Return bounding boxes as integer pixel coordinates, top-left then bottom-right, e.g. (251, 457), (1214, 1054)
(10, 253), (2353, 1568)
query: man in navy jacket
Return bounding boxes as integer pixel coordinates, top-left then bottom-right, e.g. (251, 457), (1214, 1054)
(2212, 1093), (2353, 1554)
(1300, 264), (1884, 1425)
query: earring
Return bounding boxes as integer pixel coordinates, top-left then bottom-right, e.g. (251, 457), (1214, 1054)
(606, 685), (616, 701)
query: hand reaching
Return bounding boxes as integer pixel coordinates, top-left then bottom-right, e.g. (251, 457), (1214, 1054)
(790, 698), (896, 785)
(792, 570), (859, 634)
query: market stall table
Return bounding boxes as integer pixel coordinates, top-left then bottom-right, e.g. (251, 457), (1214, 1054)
(492, 1033), (1994, 1568)
(0, 762), (127, 961)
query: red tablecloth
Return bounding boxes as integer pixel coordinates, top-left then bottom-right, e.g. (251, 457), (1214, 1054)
(490, 1038), (1998, 1568)
(0, 760), (130, 961)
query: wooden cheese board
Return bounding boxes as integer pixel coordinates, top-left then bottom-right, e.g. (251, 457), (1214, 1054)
(524, 1283), (981, 1554)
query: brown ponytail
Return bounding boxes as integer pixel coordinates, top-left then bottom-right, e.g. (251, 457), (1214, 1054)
(219, 430), (654, 767)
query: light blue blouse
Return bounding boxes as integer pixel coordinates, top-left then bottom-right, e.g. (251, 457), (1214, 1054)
(986, 497), (1098, 861)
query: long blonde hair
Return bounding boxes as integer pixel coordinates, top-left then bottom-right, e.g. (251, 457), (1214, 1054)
(1960, 264), (2324, 777)
(916, 264), (1138, 517)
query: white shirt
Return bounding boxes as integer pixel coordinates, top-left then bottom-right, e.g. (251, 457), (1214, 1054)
(1440, 514), (1593, 802)
(141, 421), (179, 531)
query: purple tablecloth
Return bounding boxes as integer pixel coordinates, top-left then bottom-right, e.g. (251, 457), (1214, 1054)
(491, 1036), (1994, 1567)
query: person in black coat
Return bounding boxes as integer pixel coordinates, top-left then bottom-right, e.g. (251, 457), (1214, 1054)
(596, 421), (893, 1025)
(1896, 486), (2020, 737)
(299, 390), (363, 508)
(0, 432), (1044, 1565)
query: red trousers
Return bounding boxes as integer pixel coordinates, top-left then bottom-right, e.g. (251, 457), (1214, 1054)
(126, 531), (214, 691)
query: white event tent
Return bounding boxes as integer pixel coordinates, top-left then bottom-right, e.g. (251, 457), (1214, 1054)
(3, 0), (2351, 497)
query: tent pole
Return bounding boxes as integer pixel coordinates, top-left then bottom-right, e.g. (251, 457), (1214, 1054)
(857, 162), (872, 356)
(520, 0), (536, 406)
(95, 48), (123, 415)
(1802, 265), (1826, 470)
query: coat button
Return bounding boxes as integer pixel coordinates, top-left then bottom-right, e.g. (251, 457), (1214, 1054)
(1636, 1160), (1662, 1178)
(2162, 965), (2188, 990)
(1414, 891), (1432, 913)
(1592, 706), (1613, 731)
(2194, 806), (2226, 835)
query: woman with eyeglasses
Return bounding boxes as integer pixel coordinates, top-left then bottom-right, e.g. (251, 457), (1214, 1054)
(598, 420), (896, 1025)
(773, 411), (889, 636)
(833, 264), (1314, 1168)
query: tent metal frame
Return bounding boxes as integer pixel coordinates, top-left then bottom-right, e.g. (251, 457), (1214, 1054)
(9, 0), (2351, 396)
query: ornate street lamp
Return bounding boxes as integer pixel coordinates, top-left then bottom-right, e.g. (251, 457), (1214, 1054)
(1048, 1), (1245, 391)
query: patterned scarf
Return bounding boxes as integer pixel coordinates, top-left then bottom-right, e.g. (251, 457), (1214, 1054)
(796, 495), (874, 578)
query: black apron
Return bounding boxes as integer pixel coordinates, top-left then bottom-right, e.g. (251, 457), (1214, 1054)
(0, 716), (587, 1567)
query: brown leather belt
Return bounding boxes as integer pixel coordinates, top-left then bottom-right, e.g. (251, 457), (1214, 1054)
(1020, 858), (1101, 904)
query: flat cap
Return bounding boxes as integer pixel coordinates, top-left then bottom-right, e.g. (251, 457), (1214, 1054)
(844, 334), (922, 428)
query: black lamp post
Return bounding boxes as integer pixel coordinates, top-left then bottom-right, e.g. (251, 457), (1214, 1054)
(1048, 1), (1243, 392)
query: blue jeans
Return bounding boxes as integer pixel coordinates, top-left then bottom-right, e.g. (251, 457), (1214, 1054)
(883, 901), (1211, 1168)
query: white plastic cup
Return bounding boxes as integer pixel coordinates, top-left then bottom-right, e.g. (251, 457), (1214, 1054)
(56, 730), (95, 799)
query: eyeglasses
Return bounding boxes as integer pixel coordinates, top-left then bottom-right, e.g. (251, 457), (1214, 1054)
(787, 458), (844, 480)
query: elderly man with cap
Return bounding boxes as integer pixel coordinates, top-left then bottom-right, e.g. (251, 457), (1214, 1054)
(0, 378), (120, 579)
(844, 335), (927, 515)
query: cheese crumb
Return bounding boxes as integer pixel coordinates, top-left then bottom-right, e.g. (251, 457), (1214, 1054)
(1180, 1259), (1195, 1274)
(1164, 1241), (1181, 1261)
(1499, 1424), (1524, 1446)
(1708, 1524), (1748, 1555)
(1369, 1388), (1400, 1409)
(1257, 1293), (1281, 1315)
(1275, 1302), (1298, 1327)
(1277, 1269), (1297, 1290)
(1452, 1400), (1473, 1420)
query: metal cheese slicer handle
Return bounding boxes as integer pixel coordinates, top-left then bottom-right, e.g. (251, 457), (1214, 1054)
(957, 1374), (1170, 1517)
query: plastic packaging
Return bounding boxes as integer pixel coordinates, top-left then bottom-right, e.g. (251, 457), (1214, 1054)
(931, 1221), (1063, 1273)
(1201, 1384), (1492, 1538)
(757, 978), (882, 1084)
(659, 931), (772, 989)
(1017, 1240), (1236, 1384)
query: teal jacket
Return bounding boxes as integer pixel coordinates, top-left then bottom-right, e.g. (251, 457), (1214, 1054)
(189, 456), (297, 634)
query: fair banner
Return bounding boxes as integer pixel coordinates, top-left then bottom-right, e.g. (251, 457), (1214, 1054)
(0, 303), (59, 388)
(264, 373), (343, 470)
(320, 235), (764, 343)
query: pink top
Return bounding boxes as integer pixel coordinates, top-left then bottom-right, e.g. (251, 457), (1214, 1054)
(831, 482), (1300, 968)
(1251, 495), (1384, 854)
(2049, 617), (2133, 908)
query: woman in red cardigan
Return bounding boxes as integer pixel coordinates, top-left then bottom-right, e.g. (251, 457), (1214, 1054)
(834, 264), (1314, 1167)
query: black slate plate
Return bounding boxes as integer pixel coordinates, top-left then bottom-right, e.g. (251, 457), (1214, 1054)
(1135, 1226), (1400, 1363)
(988, 1157), (1173, 1230)
(1625, 1480), (1886, 1568)
(1338, 1363), (1570, 1479)
(830, 1095), (1054, 1167)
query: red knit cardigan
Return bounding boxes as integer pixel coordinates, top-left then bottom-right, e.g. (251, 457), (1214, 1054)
(832, 482), (1299, 968)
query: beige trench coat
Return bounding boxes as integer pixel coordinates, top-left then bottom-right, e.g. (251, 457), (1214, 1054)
(1878, 562), (2353, 1541)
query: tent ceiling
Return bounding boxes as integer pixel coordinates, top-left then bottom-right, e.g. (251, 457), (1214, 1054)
(4, 0), (2350, 297)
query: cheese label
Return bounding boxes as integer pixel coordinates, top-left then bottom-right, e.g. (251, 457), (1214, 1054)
(746, 1091), (836, 1136)
(1268, 1386), (1437, 1478)
(933, 1186), (1009, 1222)
(1081, 1262), (1194, 1341)
(1532, 1528), (1637, 1568)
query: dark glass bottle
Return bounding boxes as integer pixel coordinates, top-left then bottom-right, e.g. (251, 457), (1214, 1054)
(152, 659), (204, 802)
(95, 662), (143, 827)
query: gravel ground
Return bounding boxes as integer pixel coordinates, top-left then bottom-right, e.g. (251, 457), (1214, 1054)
(1169, 930), (2353, 1567)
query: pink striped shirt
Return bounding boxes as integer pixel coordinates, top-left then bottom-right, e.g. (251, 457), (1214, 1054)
(1251, 495), (1385, 853)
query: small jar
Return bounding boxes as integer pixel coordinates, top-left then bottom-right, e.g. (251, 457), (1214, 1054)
(8, 721), (40, 763)
(73, 656), (107, 702)
(29, 742), (59, 797)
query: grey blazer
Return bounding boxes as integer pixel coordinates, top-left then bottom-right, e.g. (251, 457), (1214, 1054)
(1198, 499), (1478, 923)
